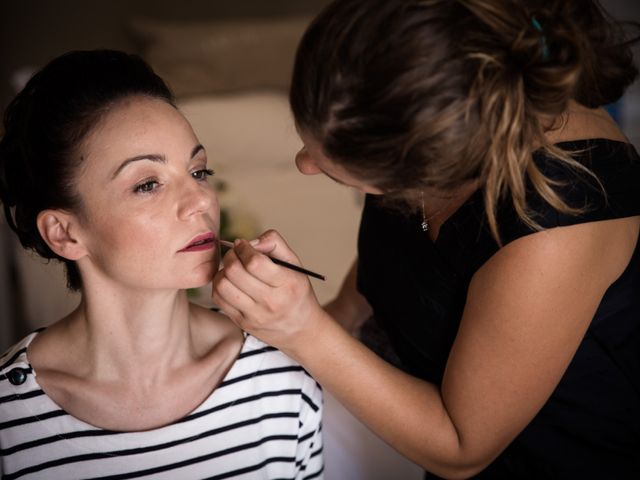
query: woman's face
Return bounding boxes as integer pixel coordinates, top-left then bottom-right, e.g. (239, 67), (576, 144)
(295, 131), (384, 195)
(72, 96), (219, 291)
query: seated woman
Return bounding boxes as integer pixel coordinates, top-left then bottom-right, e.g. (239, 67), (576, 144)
(0, 50), (323, 480)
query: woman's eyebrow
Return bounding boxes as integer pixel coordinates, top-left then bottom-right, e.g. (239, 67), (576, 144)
(191, 144), (205, 158)
(111, 154), (166, 179)
(110, 145), (204, 180)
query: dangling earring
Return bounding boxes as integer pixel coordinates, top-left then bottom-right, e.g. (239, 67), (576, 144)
(421, 191), (430, 232)
(420, 191), (447, 233)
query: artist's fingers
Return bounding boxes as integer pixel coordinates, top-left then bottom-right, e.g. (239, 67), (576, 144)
(232, 239), (292, 288)
(227, 240), (315, 318)
(211, 293), (243, 326)
(211, 262), (258, 320)
(222, 242), (285, 293)
(249, 230), (303, 267)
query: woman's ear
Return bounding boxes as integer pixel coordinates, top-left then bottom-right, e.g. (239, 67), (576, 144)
(36, 209), (87, 261)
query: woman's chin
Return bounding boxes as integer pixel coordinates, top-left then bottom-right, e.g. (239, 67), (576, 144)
(184, 269), (216, 290)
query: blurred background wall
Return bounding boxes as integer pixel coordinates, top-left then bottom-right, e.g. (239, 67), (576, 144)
(603, 0), (640, 147)
(0, 0), (330, 107)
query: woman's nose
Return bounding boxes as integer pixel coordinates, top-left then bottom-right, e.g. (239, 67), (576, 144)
(178, 180), (215, 219)
(295, 147), (322, 175)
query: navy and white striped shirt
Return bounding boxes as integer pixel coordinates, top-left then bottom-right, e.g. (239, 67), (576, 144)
(0, 332), (323, 479)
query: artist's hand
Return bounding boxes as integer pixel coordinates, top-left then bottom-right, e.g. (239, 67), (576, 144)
(212, 230), (329, 356)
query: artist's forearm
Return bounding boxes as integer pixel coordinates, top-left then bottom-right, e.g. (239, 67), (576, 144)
(287, 313), (482, 478)
(324, 259), (373, 332)
(338, 259), (372, 318)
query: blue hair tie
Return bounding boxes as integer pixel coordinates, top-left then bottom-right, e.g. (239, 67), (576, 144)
(531, 16), (550, 61)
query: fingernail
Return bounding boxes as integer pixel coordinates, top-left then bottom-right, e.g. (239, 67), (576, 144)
(249, 238), (260, 246)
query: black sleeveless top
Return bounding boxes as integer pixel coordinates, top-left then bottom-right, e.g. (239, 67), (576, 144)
(357, 139), (640, 478)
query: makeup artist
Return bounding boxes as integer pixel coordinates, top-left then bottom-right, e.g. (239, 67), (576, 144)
(212, 0), (640, 477)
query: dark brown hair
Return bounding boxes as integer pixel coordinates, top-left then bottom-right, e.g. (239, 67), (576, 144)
(0, 50), (175, 290)
(290, 0), (638, 240)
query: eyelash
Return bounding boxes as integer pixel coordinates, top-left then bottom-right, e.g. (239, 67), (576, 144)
(134, 179), (160, 194)
(133, 169), (214, 194)
(192, 168), (215, 181)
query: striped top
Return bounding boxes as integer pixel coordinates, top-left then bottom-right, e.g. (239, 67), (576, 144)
(0, 332), (323, 480)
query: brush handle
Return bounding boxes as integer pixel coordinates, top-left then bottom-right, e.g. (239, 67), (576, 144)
(219, 240), (325, 281)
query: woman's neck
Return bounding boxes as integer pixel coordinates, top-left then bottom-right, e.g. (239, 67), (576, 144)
(65, 284), (197, 384)
(26, 276), (244, 431)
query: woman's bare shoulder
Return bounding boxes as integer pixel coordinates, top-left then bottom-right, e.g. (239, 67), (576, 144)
(189, 303), (244, 356)
(27, 312), (80, 376)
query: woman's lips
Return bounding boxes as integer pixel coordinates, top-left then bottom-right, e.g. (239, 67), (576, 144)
(179, 232), (216, 253)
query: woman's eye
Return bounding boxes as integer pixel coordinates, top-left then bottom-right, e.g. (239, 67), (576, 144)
(192, 168), (214, 181)
(134, 180), (160, 194)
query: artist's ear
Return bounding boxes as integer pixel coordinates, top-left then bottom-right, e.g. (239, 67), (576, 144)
(36, 209), (87, 261)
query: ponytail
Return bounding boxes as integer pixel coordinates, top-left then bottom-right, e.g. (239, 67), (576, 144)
(459, 0), (638, 241)
(290, 0), (639, 242)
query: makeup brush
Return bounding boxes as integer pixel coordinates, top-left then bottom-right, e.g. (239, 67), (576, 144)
(219, 239), (326, 281)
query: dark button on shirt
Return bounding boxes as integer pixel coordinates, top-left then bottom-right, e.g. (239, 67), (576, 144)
(7, 367), (28, 385)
